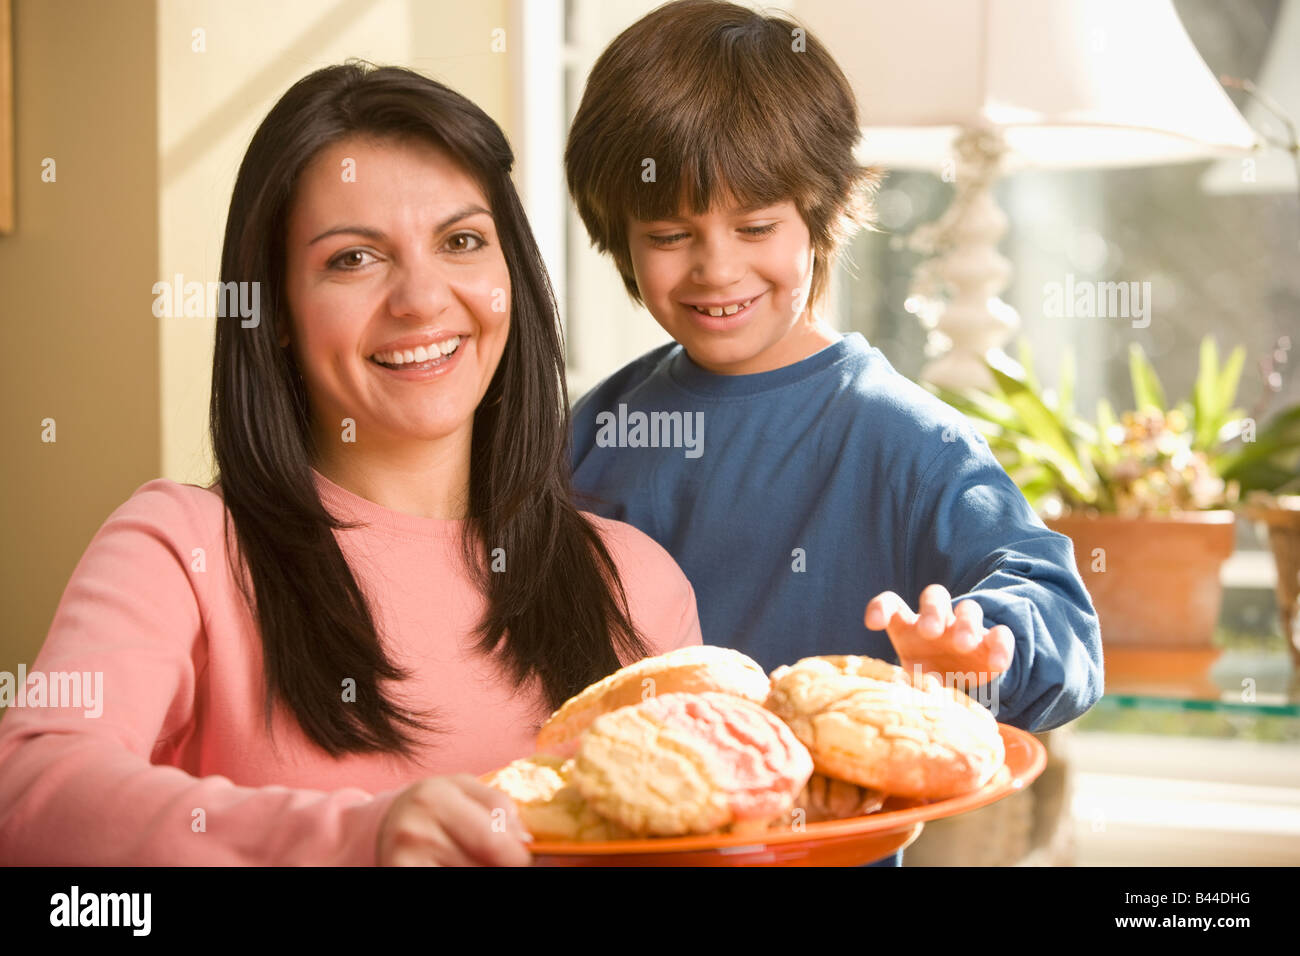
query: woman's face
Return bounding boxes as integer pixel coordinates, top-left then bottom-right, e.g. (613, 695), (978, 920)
(283, 135), (511, 461)
(625, 197), (817, 375)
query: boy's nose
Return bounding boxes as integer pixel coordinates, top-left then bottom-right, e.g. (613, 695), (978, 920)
(689, 237), (747, 289)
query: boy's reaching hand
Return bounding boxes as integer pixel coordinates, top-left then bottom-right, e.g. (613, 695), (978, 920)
(864, 584), (1015, 685)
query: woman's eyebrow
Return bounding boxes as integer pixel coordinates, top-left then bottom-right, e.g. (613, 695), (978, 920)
(308, 204), (492, 245)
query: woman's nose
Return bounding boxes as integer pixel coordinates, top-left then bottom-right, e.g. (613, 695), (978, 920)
(386, 253), (454, 322)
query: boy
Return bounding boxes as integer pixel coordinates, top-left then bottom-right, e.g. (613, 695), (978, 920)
(564, 0), (1103, 862)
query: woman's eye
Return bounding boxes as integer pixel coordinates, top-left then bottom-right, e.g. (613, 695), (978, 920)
(445, 232), (487, 253)
(328, 248), (377, 271)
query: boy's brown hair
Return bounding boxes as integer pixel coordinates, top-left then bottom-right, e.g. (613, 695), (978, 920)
(565, 0), (883, 311)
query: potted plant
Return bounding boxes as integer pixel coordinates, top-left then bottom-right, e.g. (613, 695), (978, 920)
(1233, 339), (1300, 671)
(931, 336), (1300, 682)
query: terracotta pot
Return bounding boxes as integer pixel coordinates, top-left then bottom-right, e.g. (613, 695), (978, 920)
(1044, 511), (1236, 650)
(1244, 496), (1300, 672)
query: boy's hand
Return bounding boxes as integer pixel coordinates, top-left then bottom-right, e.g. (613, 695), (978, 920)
(864, 584), (1014, 685)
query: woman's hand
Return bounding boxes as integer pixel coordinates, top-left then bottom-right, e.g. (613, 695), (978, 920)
(864, 584), (1014, 685)
(377, 774), (533, 866)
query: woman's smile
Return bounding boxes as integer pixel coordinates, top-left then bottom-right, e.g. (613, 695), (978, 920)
(368, 332), (470, 378)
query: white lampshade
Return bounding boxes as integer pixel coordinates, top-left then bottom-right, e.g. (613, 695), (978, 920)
(793, 0), (1261, 171)
(1201, 0), (1299, 194)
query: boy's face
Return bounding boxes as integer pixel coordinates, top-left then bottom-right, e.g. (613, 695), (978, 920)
(626, 198), (827, 375)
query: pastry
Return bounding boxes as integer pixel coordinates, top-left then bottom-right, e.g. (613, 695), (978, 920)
(765, 655), (1005, 800)
(484, 754), (633, 842)
(570, 691), (814, 836)
(536, 645), (771, 757)
(778, 772), (886, 826)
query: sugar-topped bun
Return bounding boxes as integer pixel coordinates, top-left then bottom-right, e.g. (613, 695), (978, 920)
(484, 754), (633, 842)
(571, 691), (813, 836)
(536, 645), (771, 757)
(765, 655), (1005, 800)
(780, 773), (886, 826)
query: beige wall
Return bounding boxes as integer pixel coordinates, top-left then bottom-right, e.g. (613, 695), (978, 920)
(2, 0), (510, 685)
(0, 0), (159, 675)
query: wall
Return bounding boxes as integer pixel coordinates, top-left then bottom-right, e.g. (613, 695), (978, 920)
(0, 0), (159, 676)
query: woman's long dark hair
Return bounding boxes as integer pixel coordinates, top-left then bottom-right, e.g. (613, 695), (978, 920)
(210, 61), (649, 759)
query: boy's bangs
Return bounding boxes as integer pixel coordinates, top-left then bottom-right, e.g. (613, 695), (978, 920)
(627, 111), (815, 224)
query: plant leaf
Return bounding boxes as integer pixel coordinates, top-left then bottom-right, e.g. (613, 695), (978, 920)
(1059, 349), (1076, 417)
(1216, 405), (1300, 492)
(1016, 338), (1040, 393)
(1129, 342), (1166, 412)
(1215, 345), (1246, 430)
(987, 361), (1098, 497)
(931, 385), (1021, 433)
(1193, 337), (1219, 449)
(1094, 398), (1120, 466)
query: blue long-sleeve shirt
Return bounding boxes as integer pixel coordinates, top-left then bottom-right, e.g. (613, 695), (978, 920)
(571, 332), (1103, 733)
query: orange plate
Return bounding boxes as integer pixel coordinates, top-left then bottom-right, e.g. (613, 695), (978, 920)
(508, 723), (1046, 867)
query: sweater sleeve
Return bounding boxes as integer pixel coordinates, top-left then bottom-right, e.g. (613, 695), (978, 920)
(904, 432), (1105, 732)
(0, 482), (396, 866)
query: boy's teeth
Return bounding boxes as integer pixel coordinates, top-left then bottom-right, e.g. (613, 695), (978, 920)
(374, 336), (461, 365)
(694, 298), (752, 317)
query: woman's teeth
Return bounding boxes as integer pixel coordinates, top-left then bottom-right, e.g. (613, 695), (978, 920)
(372, 336), (461, 366)
(691, 298), (754, 317)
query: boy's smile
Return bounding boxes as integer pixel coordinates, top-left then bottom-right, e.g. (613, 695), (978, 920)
(627, 199), (838, 375)
(680, 290), (766, 332)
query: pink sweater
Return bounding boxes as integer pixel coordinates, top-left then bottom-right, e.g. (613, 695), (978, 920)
(0, 469), (702, 865)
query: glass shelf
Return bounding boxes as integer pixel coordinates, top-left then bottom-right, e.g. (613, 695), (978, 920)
(1095, 646), (1300, 717)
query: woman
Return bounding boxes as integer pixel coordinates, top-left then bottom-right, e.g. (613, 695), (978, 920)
(0, 63), (702, 866)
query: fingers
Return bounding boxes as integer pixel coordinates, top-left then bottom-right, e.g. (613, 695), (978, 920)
(437, 779), (533, 867)
(870, 587), (1015, 684)
(864, 591), (916, 631)
(456, 775), (533, 840)
(381, 781), (482, 867)
(383, 777), (533, 867)
(917, 584), (954, 639)
(951, 599), (984, 652)
(985, 624), (1015, 671)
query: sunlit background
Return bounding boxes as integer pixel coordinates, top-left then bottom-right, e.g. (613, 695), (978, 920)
(1, 0), (1297, 865)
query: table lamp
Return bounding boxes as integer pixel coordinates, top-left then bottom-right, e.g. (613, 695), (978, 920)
(795, 0), (1262, 389)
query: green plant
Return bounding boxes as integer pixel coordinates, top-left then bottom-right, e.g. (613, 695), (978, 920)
(931, 336), (1300, 517)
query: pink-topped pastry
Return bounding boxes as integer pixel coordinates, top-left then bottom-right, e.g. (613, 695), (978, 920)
(536, 645), (771, 758)
(570, 691), (814, 836)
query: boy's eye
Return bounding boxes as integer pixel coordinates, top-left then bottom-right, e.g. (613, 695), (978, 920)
(647, 232), (688, 246)
(646, 223), (777, 246)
